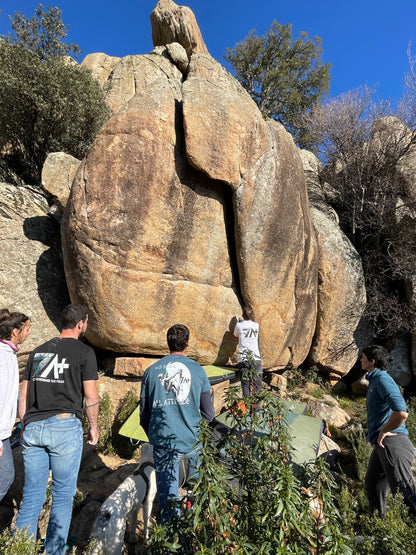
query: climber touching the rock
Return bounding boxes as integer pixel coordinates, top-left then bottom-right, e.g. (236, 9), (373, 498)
(233, 306), (263, 398)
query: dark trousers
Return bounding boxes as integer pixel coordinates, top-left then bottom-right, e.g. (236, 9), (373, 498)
(239, 360), (262, 398)
(365, 434), (416, 516)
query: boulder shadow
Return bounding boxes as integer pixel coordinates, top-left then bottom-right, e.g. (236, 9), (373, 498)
(23, 215), (70, 329)
(214, 316), (238, 365)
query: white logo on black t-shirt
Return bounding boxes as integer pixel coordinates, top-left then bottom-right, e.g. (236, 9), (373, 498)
(33, 353), (69, 382)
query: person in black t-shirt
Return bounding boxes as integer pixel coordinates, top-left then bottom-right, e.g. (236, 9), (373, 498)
(15, 304), (99, 555)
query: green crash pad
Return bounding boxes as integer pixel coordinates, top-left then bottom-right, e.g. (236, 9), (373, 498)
(118, 365), (236, 442)
(203, 365), (236, 385)
(214, 408), (323, 468)
(118, 404), (148, 442)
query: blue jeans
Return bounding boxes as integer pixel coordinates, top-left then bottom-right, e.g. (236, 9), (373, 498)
(0, 438), (15, 501)
(15, 414), (83, 555)
(153, 445), (198, 524)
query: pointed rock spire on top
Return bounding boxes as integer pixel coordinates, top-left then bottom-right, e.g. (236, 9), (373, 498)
(150, 0), (208, 60)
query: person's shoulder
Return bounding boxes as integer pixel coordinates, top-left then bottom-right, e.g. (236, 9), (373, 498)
(181, 355), (203, 367)
(144, 355), (169, 374)
(375, 369), (398, 389)
(31, 337), (57, 353)
(69, 338), (95, 354)
(377, 369), (393, 381)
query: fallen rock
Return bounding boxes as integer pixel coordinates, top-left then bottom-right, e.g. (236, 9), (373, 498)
(267, 373), (288, 394)
(299, 393), (351, 428)
(102, 357), (160, 377)
(351, 376), (369, 396)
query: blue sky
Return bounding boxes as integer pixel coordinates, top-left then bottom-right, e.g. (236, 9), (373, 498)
(1, 0), (415, 105)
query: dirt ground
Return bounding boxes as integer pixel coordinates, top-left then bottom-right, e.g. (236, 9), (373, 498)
(69, 446), (154, 553)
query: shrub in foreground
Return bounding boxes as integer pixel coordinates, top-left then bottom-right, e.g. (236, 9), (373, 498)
(148, 388), (353, 554)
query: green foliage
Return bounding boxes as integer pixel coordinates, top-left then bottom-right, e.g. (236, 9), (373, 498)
(148, 389), (352, 554)
(94, 391), (113, 453)
(90, 389), (140, 457)
(0, 527), (98, 555)
(0, 528), (43, 554)
(346, 423), (372, 482)
(286, 365), (329, 392)
(302, 86), (416, 337)
(357, 495), (416, 555)
(224, 20), (331, 149)
(0, 4), (110, 185)
(336, 484), (358, 543)
(3, 4), (80, 60)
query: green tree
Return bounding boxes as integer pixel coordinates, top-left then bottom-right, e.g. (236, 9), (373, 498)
(0, 4), (110, 185)
(224, 21), (331, 149)
(2, 4), (80, 60)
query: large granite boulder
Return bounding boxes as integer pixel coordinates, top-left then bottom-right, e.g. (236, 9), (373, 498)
(61, 0), (319, 368)
(182, 54), (318, 368)
(62, 69), (240, 364)
(0, 183), (69, 356)
(81, 53), (120, 87)
(82, 52), (183, 115)
(182, 53), (269, 187)
(308, 205), (366, 375)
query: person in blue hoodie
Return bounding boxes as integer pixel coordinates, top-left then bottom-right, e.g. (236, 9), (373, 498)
(361, 344), (416, 516)
(0, 309), (31, 501)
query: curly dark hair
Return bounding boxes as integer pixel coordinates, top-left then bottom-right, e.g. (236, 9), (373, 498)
(167, 324), (189, 352)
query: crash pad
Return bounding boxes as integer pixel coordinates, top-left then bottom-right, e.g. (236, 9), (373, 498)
(203, 365), (236, 385)
(118, 404), (148, 442)
(214, 406), (323, 468)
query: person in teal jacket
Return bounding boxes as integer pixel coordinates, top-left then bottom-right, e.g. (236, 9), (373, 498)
(140, 324), (214, 523)
(362, 344), (416, 516)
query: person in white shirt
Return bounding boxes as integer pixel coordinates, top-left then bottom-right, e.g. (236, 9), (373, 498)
(233, 306), (262, 398)
(0, 309), (31, 501)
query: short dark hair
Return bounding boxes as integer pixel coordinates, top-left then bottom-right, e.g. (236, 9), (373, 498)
(0, 309), (30, 340)
(242, 306), (254, 321)
(362, 345), (389, 370)
(61, 304), (88, 330)
(167, 324), (189, 352)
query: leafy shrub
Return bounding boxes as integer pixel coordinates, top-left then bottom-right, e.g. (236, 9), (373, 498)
(148, 388), (353, 554)
(0, 528), (42, 554)
(110, 389), (140, 458)
(358, 495), (416, 555)
(287, 365), (329, 392)
(88, 391), (113, 453)
(86, 389), (140, 457)
(347, 423), (372, 482)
